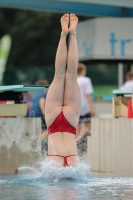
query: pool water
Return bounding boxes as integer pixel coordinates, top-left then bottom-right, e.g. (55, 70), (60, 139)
(0, 161), (133, 200)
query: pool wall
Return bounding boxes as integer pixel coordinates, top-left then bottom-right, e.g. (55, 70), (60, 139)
(86, 118), (133, 173)
(0, 118), (41, 174)
(1, 117), (133, 174)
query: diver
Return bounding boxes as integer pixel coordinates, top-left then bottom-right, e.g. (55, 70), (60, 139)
(45, 14), (81, 167)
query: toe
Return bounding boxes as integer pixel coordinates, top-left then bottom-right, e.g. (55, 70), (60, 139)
(70, 13), (75, 16)
(61, 14), (69, 22)
(64, 13), (69, 17)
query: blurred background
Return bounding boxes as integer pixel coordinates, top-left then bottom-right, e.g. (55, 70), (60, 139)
(0, 0), (133, 117)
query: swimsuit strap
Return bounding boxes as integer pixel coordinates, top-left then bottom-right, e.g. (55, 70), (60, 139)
(47, 154), (76, 167)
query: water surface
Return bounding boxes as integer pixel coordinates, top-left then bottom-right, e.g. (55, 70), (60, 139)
(0, 162), (133, 200)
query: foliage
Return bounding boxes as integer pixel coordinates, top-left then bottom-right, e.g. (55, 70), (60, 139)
(86, 63), (118, 85)
(3, 64), (118, 87)
(0, 8), (89, 67)
(0, 7), (118, 89)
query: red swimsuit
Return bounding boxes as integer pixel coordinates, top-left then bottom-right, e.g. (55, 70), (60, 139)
(47, 112), (77, 167)
(48, 112), (76, 135)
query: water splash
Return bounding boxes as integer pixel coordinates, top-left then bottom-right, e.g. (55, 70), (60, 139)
(40, 160), (90, 181)
(16, 160), (90, 183)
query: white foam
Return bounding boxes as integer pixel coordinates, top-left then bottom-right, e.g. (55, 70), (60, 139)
(17, 160), (90, 182)
(0, 180), (8, 184)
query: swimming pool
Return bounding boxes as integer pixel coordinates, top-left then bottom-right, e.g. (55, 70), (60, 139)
(0, 162), (133, 200)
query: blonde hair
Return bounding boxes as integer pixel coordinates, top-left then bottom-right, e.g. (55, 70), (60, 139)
(77, 63), (86, 75)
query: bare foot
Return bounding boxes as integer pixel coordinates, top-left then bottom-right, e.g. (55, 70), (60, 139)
(69, 14), (78, 33)
(60, 14), (69, 35)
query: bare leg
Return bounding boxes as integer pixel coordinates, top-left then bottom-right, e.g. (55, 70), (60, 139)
(77, 122), (91, 141)
(62, 14), (81, 165)
(41, 129), (48, 140)
(45, 14), (69, 127)
(76, 123), (81, 139)
(63, 14), (81, 127)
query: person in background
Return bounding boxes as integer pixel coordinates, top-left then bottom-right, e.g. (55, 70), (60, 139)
(21, 83), (32, 115)
(28, 79), (48, 141)
(119, 71), (133, 90)
(22, 92), (32, 114)
(77, 63), (94, 145)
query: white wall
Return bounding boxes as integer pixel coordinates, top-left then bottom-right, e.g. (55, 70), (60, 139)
(86, 118), (133, 173)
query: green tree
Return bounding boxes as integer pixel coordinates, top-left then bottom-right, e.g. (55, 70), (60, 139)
(0, 8), (89, 67)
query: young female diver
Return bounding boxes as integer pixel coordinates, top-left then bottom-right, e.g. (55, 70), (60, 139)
(45, 13), (81, 167)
